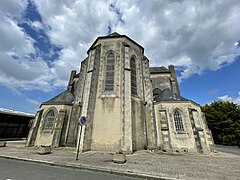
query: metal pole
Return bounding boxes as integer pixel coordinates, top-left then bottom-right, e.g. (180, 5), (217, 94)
(75, 125), (83, 160)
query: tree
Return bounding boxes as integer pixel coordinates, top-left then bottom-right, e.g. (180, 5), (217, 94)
(201, 101), (240, 146)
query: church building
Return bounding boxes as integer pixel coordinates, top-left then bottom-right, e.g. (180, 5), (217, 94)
(26, 33), (215, 154)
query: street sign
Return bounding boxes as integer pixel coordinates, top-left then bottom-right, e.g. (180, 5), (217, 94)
(76, 116), (87, 160)
(79, 116), (87, 126)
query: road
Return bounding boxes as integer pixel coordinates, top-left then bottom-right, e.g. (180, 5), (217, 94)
(215, 144), (240, 155)
(0, 158), (139, 180)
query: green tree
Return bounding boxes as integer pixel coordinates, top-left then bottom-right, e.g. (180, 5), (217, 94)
(201, 101), (240, 146)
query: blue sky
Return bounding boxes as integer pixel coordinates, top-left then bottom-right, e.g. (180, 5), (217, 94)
(0, 0), (240, 113)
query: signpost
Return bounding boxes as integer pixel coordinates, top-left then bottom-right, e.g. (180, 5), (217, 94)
(76, 116), (87, 160)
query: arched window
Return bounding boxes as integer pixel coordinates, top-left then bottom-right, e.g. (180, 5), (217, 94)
(105, 52), (115, 92)
(44, 109), (55, 130)
(173, 110), (184, 131)
(153, 88), (161, 102)
(130, 57), (137, 96)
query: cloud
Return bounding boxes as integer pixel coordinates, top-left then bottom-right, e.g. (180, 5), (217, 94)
(208, 89), (219, 96)
(35, 0), (240, 81)
(1, 0), (240, 94)
(115, 0), (240, 79)
(25, 98), (40, 106)
(33, 0), (122, 82)
(0, 1), (65, 93)
(30, 20), (43, 30)
(1, 0), (28, 16)
(218, 92), (240, 105)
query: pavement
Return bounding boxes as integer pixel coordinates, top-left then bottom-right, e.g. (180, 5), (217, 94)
(0, 141), (240, 180)
(215, 144), (240, 155)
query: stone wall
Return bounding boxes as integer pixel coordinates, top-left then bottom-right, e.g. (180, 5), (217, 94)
(151, 74), (172, 91)
(34, 105), (71, 147)
(154, 102), (212, 153)
(79, 37), (156, 152)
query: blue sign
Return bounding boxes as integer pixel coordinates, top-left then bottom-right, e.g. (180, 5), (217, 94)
(79, 116), (87, 126)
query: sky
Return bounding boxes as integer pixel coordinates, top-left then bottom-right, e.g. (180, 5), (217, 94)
(0, 0), (240, 113)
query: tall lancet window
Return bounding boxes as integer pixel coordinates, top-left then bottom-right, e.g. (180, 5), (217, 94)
(105, 52), (115, 92)
(173, 110), (184, 132)
(44, 109), (55, 130)
(130, 57), (137, 96)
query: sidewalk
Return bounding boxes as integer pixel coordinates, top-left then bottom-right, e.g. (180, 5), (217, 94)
(0, 144), (239, 180)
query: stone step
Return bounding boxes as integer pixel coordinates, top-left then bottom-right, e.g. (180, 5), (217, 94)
(6, 140), (27, 147)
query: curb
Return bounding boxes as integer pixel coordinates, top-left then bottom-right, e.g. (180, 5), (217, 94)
(0, 155), (178, 180)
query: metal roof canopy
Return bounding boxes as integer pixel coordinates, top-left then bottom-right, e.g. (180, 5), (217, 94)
(0, 108), (35, 118)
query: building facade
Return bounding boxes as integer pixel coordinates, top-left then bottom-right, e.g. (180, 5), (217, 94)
(0, 108), (34, 140)
(26, 33), (215, 153)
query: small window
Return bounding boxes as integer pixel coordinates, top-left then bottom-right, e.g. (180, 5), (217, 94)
(44, 110), (55, 130)
(105, 52), (115, 92)
(173, 110), (184, 131)
(130, 58), (137, 96)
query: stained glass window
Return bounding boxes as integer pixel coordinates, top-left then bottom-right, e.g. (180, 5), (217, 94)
(174, 110), (184, 131)
(130, 58), (137, 96)
(105, 53), (115, 92)
(44, 110), (55, 130)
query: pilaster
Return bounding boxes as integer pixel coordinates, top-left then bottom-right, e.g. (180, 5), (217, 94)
(79, 45), (101, 152)
(52, 109), (66, 147)
(26, 110), (43, 147)
(121, 44), (132, 152)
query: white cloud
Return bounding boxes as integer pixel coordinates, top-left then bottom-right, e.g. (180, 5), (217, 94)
(35, 0), (240, 82)
(114, 0), (240, 80)
(0, 1), (65, 93)
(1, 0), (28, 16)
(25, 98), (40, 106)
(0, 0), (240, 94)
(31, 21), (43, 30)
(0, 16), (35, 56)
(208, 89), (219, 96)
(33, 0), (121, 82)
(218, 92), (240, 105)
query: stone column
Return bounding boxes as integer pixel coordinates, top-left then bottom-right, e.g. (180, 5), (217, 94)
(66, 104), (80, 147)
(143, 58), (157, 149)
(202, 113), (215, 152)
(79, 45), (101, 152)
(121, 44), (132, 152)
(189, 108), (202, 153)
(159, 109), (171, 151)
(26, 110), (43, 147)
(52, 109), (67, 147)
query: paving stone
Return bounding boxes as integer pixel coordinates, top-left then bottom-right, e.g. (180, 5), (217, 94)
(0, 146), (239, 180)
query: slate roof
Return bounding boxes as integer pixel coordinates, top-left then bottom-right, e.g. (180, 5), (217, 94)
(150, 66), (170, 74)
(154, 88), (189, 102)
(42, 90), (75, 105)
(108, 32), (121, 37)
(87, 32), (144, 54)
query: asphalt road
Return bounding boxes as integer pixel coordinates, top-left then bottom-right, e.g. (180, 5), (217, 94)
(0, 158), (139, 180)
(215, 144), (240, 155)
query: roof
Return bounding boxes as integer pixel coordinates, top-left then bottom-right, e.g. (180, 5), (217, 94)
(108, 32), (121, 36)
(0, 108), (35, 118)
(150, 66), (170, 74)
(87, 32), (144, 54)
(42, 90), (75, 105)
(154, 88), (189, 102)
